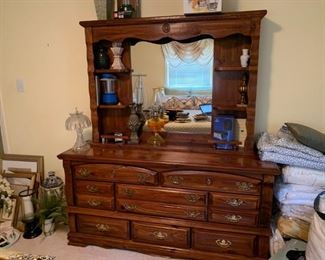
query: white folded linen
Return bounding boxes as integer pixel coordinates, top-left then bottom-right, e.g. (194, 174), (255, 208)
(282, 166), (325, 188)
(280, 204), (315, 223)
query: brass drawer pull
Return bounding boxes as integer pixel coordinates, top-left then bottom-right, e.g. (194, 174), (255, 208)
(86, 185), (99, 193)
(216, 239), (232, 248)
(123, 203), (137, 211)
(185, 194), (200, 203)
(236, 182), (254, 191)
(95, 224), (110, 232)
(79, 168), (91, 177)
(124, 188), (135, 197)
(169, 176), (184, 185)
(137, 173), (150, 184)
(153, 231), (168, 240)
(225, 214), (242, 223)
(186, 210), (201, 218)
(206, 177), (213, 186)
(226, 198), (244, 207)
(87, 200), (102, 207)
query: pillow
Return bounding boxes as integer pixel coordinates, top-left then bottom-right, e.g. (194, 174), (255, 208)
(285, 122), (325, 153)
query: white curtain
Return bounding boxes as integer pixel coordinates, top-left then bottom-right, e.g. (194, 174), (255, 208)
(161, 39), (214, 67)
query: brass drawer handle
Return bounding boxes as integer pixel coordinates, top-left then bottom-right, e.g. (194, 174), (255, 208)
(169, 176), (184, 185)
(226, 198), (244, 207)
(86, 185), (99, 193)
(79, 168), (91, 177)
(236, 182), (254, 191)
(185, 194), (200, 203)
(216, 239), (232, 248)
(124, 188), (135, 197)
(225, 214), (242, 223)
(123, 203), (137, 211)
(95, 224), (110, 232)
(186, 210), (201, 218)
(206, 177), (213, 186)
(153, 231), (168, 240)
(137, 173), (150, 184)
(87, 200), (102, 207)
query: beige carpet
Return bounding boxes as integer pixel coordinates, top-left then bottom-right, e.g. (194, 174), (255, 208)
(5, 225), (179, 260)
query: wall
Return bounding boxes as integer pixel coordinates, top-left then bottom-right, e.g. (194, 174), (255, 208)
(0, 0), (324, 179)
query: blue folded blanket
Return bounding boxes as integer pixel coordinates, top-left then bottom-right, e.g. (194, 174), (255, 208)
(257, 127), (325, 171)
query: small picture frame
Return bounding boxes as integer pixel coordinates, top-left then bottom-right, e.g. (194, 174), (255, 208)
(183, 0), (222, 15)
(0, 196), (19, 228)
(0, 154), (44, 183)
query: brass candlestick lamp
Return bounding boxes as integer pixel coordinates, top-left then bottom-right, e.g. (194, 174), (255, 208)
(237, 73), (248, 107)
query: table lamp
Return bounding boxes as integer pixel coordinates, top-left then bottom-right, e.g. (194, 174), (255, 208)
(65, 108), (91, 152)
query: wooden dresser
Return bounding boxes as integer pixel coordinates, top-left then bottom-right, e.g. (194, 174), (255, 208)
(58, 147), (278, 260)
(58, 10), (280, 259)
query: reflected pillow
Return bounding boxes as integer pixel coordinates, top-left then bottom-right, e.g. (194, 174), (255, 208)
(286, 122), (325, 153)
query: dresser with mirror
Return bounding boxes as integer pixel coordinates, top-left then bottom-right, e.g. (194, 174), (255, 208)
(58, 10), (279, 260)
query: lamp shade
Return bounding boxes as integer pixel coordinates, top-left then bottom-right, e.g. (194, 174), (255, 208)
(65, 109), (91, 131)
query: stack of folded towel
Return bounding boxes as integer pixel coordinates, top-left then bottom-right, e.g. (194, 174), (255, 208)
(257, 125), (325, 241)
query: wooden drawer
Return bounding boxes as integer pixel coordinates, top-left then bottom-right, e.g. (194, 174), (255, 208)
(162, 170), (260, 195)
(132, 222), (190, 248)
(77, 215), (129, 239)
(116, 184), (207, 206)
(208, 208), (258, 226)
(209, 192), (259, 210)
(75, 180), (113, 196)
(117, 199), (206, 221)
(192, 229), (256, 256)
(74, 164), (158, 185)
(76, 194), (114, 210)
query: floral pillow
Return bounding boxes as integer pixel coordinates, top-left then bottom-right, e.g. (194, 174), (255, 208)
(163, 96), (195, 110)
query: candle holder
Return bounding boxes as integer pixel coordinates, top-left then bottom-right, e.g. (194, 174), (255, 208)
(237, 73), (248, 107)
(18, 189), (42, 239)
(128, 103), (140, 144)
(110, 42), (126, 70)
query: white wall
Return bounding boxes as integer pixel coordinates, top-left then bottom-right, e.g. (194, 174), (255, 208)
(0, 0), (324, 179)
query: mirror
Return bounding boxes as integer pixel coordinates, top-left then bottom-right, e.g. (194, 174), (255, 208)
(131, 41), (213, 135)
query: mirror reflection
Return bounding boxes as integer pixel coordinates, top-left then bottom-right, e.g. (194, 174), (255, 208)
(131, 39), (214, 135)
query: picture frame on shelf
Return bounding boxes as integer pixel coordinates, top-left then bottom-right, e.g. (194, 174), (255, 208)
(183, 0), (222, 15)
(0, 154), (44, 183)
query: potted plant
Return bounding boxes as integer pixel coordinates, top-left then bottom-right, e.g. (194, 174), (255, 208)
(36, 190), (67, 236)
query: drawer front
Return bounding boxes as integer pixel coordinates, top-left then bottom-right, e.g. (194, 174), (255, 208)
(117, 199), (206, 221)
(132, 222), (190, 248)
(209, 192), (259, 210)
(76, 194), (114, 210)
(77, 215), (129, 239)
(117, 184), (207, 206)
(162, 170), (260, 195)
(192, 229), (256, 256)
(74, 164), (158, 185)
(208, 209), (258, 226)
(75, 180), (113, 196)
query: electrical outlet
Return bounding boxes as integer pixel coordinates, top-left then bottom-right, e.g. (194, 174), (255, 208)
(16, 79), (25, 93)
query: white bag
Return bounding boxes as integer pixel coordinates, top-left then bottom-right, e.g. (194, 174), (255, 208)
(305, 213), (325, 260)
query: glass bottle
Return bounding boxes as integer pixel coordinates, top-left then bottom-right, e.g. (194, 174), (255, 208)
(119, 0), (134, 18)
(94, 46), (109, 69)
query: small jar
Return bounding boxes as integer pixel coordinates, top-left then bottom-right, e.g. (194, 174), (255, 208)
(40, 171), (64, 197)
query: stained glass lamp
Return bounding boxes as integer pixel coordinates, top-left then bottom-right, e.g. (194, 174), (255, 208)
(65, 108), (91, 152)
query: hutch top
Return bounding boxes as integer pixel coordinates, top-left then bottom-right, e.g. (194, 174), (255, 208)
(79, 10), (267, 152)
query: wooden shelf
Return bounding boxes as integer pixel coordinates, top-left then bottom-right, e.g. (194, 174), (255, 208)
(95, 68), (132, 74)
(213, 105), (247, 112)
(215, 66), (257, 72)
(98, 104), (128, 109)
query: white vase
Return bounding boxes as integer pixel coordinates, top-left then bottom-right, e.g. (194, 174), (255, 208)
(43, 218), (55, 236)
(240, 49), (250, 67)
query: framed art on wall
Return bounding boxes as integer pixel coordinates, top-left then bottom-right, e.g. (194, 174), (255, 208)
(183, 0), (222, 15)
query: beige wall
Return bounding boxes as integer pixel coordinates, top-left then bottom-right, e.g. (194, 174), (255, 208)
(0, 0), (324, 179)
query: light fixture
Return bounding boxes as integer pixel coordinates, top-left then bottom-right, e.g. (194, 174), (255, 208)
(65, 108), (91, 152)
